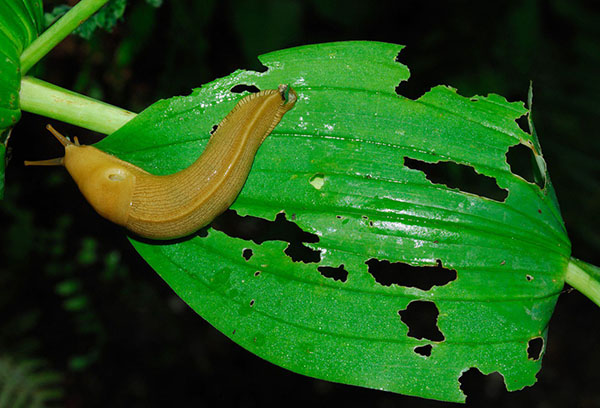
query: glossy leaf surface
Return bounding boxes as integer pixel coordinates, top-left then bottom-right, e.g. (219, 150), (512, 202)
(0, 0), (43, 197)
(97, 41), (571, 402)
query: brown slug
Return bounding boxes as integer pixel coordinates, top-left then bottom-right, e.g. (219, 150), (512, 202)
(25, 84), (297, 240)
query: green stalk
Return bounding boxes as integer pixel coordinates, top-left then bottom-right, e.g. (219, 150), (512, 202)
(20, 76), (136, 134)
(20, 0), (112, 74)
(565, 257), (600, 307)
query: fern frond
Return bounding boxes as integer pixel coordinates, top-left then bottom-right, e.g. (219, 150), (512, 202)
(0, 356), (63, 408)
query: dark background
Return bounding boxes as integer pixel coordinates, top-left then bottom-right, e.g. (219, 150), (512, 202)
(2, 0), (600, 406)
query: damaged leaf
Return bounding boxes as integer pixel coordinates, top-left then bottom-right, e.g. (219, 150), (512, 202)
(96, 41), (570, 402)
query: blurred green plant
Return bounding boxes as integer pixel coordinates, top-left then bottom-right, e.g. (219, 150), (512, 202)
(44, 0), (160, 39)
(0, 356), (62, 408)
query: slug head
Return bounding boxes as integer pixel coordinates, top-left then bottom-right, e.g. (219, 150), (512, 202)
(26, 125), (136, 227)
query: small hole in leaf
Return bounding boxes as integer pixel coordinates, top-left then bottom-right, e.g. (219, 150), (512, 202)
(506, 144), (545, 189)
(459, 368), (507, 403)
(210, 124), (218, 135)
(249, 299), (255, 307)
(254, 271), (261, 277)
(526, 274), (533, 281)
(516, 114), (531, 134)
(309, 173), (325, 190)
(197, 227), (209, 238)
(404, 157), (508, 202)
(242, 248), (253, 261)
(365, 258), (456, 290)
(398, 300), (444, 342)
(230, 84), (260, 94)
(212, 210), (321, 264)
(414, 344), (432, 357)
(317, 264), (348, 282)
(393, 50), (429, 100)
(527, 337), (543, 360)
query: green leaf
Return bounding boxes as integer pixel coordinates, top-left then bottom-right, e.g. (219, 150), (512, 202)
(45, 0), (126, 39)
(0, 0), (43, 197)
(45, 0), (161, 40)
(0, 356), (63, 408)
(97, 41), (571, 402)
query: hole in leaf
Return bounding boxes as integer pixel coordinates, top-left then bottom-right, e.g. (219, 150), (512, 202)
(459, 368), (507, 403)
(404, 157), (508, 202)
(309, 173), (325, 190)
(393, 50), (430, 100)
(210, 124), (218, 135)
(527, 337), (543, 360)
(254, 271), (261, 277)
(197, 227), (209, 238)
(515, 114), (530, 134)
(249, 299), (255, 307)
(413, 344), (432, 357)
(230, 84), (260, 94)
(398, 300), (444, 342)
(212, 210), (321, 263)
(526, 274), (533, 281)
(506, 144), (545, 189)
(242, 248), (253, 261)
(365, 258), (456, 290)
(317, 264), (348, 282)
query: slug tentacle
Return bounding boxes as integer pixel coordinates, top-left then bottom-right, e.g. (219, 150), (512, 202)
(25, 85), (297, 240)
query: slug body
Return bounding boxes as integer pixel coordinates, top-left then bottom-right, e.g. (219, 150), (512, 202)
(26, 85), (297, 240)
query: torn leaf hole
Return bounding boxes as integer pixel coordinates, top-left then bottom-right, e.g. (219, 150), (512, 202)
(516, 114), (531, 134)
(413, 344), (432, 357)
(365, 258), (456, 290)
(197, 226), (209, 238)
(506, 144), (545, 189)
(527, 337), (543, 360)
(404, 157), (508, 202)
(230, 84), (260, 94)
(317, 264), (348, 283)
(242, 248), (253, 261)
(212, 210), (321, 263)
(393, 51), (429, 100)
(459, 368), (507, 402)
(210, 124), (218, 135)
(394, 51), (403, 63)
(398, 300), (444, 342)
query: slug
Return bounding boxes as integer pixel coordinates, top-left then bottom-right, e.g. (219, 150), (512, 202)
(25, 84), (297, 240)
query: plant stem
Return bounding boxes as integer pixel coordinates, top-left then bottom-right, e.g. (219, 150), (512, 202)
(20, 0), (112, 74)
(565, 257), (600, 307)
(20, 76), (136, 134)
